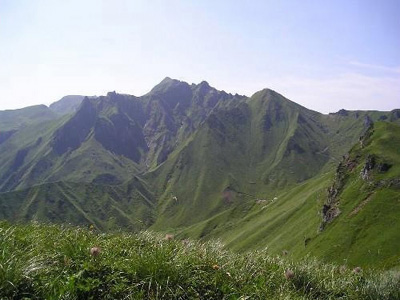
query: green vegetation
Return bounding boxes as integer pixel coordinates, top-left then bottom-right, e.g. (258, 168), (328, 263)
(304, 121), (400, 269)
(0, 105), (57, 131)
(49, 95), (85, 115)
(0, 180), (154, 232)
(1, 78), (400, 274)
(175, 122), (400, 269)
(1, 222), (399, 300)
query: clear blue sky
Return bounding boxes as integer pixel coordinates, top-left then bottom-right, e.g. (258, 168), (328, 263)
(0, 0), (399, 113)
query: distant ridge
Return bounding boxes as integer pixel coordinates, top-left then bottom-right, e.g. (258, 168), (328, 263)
(49, 95), (85, 115)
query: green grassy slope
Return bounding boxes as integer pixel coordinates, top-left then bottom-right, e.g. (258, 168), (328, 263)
(0, 105), (58, 148)
(147, 89), (381, 231)
(0, 179), (154, 231)
(1, 222), (399, 300)
(178, 122), (400, 269)
(0, 105), (57, 131)
(304, 121), (400, 269)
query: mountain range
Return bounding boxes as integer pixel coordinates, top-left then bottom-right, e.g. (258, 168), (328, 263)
(0, 77), (399, 269)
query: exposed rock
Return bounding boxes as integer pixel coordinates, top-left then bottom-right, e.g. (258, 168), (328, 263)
(360, 155), (375, 181)
(320, 204), (341, 230)
(359, 123), (374, 148)
(364, 115), (373, 128)
(320, 154), (355, 230)
(94, 113), (148, 163)
(336, 109), (349, 116)
(52, 97), (97, 155)
(390, 109), (400, 122)
(377, 163), (392, 173)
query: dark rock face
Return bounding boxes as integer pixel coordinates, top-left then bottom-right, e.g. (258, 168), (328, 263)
(49, 80), (240, 167)
(52, 98), (97, 155)
(141, 79), (240, 165)
(12, 148), (30, 170)
(390, 109), (400, 121)
(378, 163), (392, 173)
(337, 109), (349, 116)
(364, 115), (373, 129)
(149, 79), (193, 112)
(94, 113), (148, 163)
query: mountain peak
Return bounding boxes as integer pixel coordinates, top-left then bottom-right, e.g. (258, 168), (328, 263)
(198, 80), (210, 88)
(150, 77), (189, 95)
(158, 76), (182, 86)
(254, 88), (279, 98)
(161, 76), (174, 83)
(49, 95), (85, 115)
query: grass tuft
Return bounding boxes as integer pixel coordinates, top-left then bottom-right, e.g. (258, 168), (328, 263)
(0, 221), (399, 299)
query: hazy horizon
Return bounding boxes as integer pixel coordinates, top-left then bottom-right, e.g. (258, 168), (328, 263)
(1, 0), (399, 113)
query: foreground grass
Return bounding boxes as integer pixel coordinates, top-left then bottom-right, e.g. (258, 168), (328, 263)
(1, 222), (399, 299)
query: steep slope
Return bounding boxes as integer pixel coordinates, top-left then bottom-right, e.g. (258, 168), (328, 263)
(141, 78), (244, 167)
(179, 121), (400, 269)
(49, 95), (85, 115)
(0, 79), (242, 192)
(307, 121), (400, 268)
(0, 95), (146, 192)
(147, 89), (388, 230)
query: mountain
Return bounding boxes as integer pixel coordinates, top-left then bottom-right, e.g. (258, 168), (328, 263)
(49, 95), (85, 115)
(0, 78), (244, 192)
(0, 105), (58, 148)
(0, 104), (57, 131)
(145, 89), (393, 229)
(180, 121), (400, 268)
(0, 178), (154, 231)
(0, 78), (399, 269)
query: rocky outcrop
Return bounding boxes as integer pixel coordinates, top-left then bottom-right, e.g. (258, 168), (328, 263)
(320, 144), (365, 231)
(320, 122), (397, 231)
(320, 157), (350, 231)
(360, 155), (375, 181)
